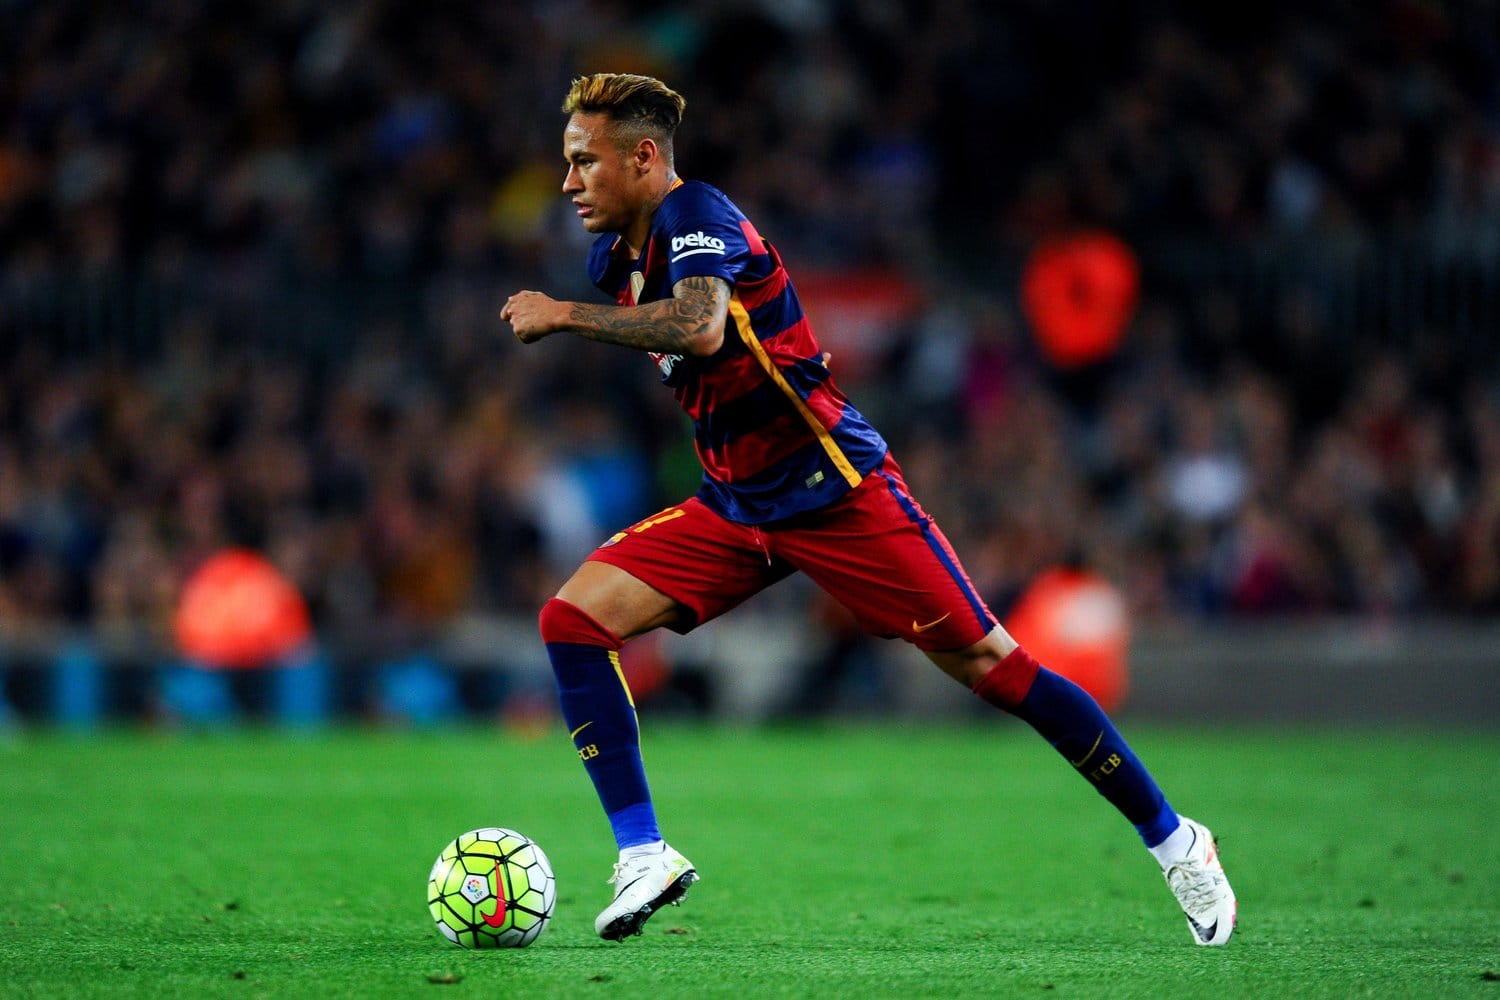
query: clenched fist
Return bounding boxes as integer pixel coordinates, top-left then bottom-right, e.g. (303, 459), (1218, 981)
(501, 290), (569, 343)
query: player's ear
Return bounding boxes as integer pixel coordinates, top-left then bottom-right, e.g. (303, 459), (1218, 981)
(632, 136), (658, 175)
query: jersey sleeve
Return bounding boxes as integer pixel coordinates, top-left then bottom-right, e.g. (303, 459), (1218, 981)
(655, 184), (754, 287)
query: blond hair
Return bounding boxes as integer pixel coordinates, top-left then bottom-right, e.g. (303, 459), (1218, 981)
(562, 73), (685, 155)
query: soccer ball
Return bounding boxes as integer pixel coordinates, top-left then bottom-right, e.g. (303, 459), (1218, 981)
(427, 828), (556, 948)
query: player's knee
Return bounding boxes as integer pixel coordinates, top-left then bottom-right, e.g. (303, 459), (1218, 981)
(929, 625), (1020, 687)
(538, 597), (623, 650)
(970, 645), (1042, 710)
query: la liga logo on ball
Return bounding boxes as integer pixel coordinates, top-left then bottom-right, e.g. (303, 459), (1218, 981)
(428, 828), (556, 948)
(459, 874), (489, 905)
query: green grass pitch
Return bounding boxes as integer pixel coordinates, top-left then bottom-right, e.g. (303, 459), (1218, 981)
(1, 723), (1495, 998)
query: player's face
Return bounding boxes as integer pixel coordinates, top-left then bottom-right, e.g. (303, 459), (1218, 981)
(562, 113), (642, 235)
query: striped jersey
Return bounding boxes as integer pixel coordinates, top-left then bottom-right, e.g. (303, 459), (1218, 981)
(587, 180), (888, 524)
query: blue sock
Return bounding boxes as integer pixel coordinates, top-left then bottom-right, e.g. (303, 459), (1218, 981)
(981, 652), (1179, 847)
(540, 599), (661, 850)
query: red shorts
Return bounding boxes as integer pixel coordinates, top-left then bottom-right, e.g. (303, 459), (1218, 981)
(587, 454), (997, 652)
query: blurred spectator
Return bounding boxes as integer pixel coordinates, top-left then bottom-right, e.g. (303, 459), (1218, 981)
(0, 0), (1498, 657)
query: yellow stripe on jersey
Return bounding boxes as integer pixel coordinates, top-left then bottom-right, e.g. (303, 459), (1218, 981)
(727, 293), (862, 489)
(608, 649), (635, 709)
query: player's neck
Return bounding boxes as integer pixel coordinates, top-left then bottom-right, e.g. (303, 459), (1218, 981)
(622, 170), (680, 258)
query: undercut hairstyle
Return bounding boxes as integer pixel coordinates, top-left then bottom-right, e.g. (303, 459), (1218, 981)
(563, 73), (686, 158)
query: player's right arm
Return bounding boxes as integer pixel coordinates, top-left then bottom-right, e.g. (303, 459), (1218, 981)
(501, 276), (728, 357)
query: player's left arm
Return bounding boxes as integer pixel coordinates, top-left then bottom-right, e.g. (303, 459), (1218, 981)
(502, 276), (728, 357)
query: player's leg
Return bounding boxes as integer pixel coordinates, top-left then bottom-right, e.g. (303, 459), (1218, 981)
(774, 456), (1235, 944)
(540, 499), (789, 939)
(927, 630), (1181, 854)
(783, 466), (1176, 837)
(540, 561), (698, 940)
(928, 629), (1236, 946)
(543, 560), (680, 854)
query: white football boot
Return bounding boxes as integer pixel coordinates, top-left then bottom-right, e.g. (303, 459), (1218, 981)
(595, 844), (698, 940)
(1162, 818), (1237, 946)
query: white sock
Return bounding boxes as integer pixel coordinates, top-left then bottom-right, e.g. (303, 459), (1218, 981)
(1148, 820), (1197, 868)
(620, 840), (666, 862)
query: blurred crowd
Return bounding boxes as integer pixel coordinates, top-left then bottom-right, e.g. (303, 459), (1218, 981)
(3, 0), (1500, 650)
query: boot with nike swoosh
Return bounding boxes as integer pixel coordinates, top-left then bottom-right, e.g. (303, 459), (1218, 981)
(1162, 818), (1237, 946)
(595, 843), (698, 940)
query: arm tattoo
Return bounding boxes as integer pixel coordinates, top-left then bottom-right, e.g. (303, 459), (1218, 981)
(565, 276), (729, 354)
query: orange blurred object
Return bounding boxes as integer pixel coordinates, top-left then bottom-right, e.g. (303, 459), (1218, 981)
(174, 549), (312, 669)
(1020, 231), (1140, 369)
(1004, 567), (1130, 712)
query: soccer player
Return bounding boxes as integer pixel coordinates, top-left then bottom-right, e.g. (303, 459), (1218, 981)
(500, 73), (1237, 946)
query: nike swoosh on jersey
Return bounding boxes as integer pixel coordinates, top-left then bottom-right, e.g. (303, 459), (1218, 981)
(911, 613), (952, 633)
(570, 721), (593, 739)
